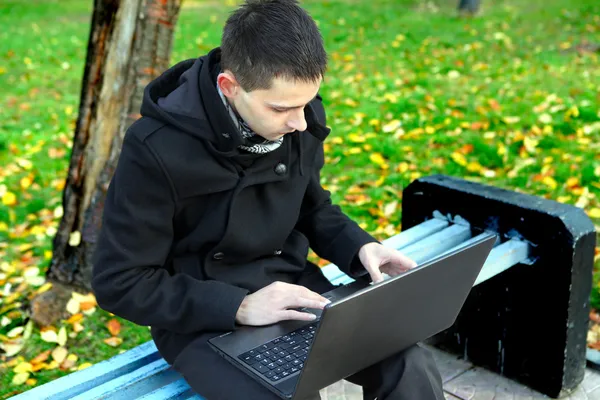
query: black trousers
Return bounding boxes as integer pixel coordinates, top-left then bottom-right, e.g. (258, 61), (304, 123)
(173, 263), (445, 400)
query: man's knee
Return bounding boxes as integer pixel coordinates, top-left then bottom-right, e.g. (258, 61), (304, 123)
(393, 343), (438, 371)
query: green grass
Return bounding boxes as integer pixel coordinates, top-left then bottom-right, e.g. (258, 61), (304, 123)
(1, 0), (600, 396)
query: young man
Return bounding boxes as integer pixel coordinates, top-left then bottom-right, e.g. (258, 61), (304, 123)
(92, 0), (445, 399)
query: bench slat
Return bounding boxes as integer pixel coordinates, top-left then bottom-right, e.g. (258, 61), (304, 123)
(136, 378), (204, 399)
(10, 341), (161, 400)
(400, 224), (472, 264)
(474, 238), (530, 286)
(70, 358), (179, 400)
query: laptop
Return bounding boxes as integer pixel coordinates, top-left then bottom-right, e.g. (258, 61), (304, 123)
(208, 232), (497, 399)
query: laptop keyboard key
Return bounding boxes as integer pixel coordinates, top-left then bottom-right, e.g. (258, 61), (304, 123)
(276, 359), (286, 366)
(281, 371), (291, 377)
(253, 364), (270, 373)
(271, 375), (281, 381)
(293, 349), (308, 358)
(266, 371), (275, 378)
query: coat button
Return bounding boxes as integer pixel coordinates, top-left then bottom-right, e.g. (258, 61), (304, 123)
(274, 163), (287, 175)
(213, 252), (225, 260)
(274, 249), (282, 256)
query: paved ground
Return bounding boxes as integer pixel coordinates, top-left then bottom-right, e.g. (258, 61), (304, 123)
(319, 345), (600, 400)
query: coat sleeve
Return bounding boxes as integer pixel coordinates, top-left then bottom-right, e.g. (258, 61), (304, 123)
(91, 130), (249, 334)
(295, 99), (378, 277)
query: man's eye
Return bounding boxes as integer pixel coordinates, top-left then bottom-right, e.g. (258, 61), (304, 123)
(272, 108), (286, 113)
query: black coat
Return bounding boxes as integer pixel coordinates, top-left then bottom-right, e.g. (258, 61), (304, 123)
(91, 48), (376, 366)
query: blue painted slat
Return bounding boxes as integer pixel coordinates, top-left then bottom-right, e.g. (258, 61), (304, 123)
(70, 358), (178, 400)
(474, 238), (529, 286)
(10, 341), (161, 400)
(382, 218), (449, 251)
(137, 378), (205, 400)
(401, 224), (472, 265)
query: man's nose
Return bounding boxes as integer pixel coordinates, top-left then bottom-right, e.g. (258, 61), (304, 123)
(287, 110), (307, 132)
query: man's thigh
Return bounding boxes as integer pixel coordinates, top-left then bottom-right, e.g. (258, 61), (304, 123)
(172, 332), (283, 400)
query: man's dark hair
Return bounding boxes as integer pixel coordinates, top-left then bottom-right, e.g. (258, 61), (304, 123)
(221, 0), (327, 91)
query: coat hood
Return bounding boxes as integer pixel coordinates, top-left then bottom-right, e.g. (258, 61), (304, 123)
(140, 48), (331, 169)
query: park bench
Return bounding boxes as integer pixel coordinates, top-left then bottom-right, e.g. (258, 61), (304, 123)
(10, 175), (596, 399)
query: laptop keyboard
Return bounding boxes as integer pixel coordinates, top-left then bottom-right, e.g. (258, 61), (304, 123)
(238, 323), (318, 381)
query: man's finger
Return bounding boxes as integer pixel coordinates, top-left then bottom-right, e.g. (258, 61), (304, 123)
(295, 297), (329, 310)
(279, 310), (317, 322)
(368, 262), (385, 283)
(391, 251), (417, 270)
(296, 286), (331, 303)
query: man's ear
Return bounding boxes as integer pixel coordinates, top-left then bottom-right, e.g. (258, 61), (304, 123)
(217, 71), (239, 98)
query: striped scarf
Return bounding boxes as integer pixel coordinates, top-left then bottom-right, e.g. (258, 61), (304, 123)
(217, 84), (284, 154)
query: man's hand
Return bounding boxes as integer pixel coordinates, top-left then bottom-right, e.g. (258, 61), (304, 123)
(358, 242), (417, 284)
(235, 282), (331, 326)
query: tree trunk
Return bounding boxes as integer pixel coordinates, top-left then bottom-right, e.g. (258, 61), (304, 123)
(46, 0), (181, 291)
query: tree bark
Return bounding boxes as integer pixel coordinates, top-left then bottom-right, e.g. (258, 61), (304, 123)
(47, 0), (181, 291)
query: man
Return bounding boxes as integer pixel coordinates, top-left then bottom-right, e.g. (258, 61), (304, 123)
(91, 0), (445, 399)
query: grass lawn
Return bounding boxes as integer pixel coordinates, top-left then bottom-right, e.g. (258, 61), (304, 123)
(0, 0), (599, 397)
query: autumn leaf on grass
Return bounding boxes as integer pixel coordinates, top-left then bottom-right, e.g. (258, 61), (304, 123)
(451, 152), (467, 167)
(369, 153), (389, 169)
(12, 372), (30, 386)
(30, 350), (51, 365)
(106, 319), (121, 336)
(60, 354), (78, 371)
(51, 346), (69, 364)
(104, 337), (123, 347)
(588, 208), (600, 219)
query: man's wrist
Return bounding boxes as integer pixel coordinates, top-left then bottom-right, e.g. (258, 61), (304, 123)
(235, 295), (249, 325)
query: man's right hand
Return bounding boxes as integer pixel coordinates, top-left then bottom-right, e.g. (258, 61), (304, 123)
(235, 281), (331, 326)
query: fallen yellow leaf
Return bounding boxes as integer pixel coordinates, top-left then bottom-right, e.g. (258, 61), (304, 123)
(73, 321), (84, 333)
(566, 177), (579, 189)
(382, 120), (401, 133)
(51, 346), (68, 364)
(13, 362), (33, 374)
(78, 362), (93, 371)
(66, 298), (80, 315)
(451, 152), (467, 167)
(588, 208), (600, 219)
(45, 360), (60, 370)
(26, 378), (37, 386)
(58, 327), (68, 346)
(2, 192), (17, 206)
(12, 372), (30, 385)
(104, 337), (123, 347)
(542, 176), (558, 190)
(20, 176), (33, 190)
(369, 153), (386, 166)
(32, 363), (48, 372)
(66, 313), (84, 324)
(40, 330), (59, 343)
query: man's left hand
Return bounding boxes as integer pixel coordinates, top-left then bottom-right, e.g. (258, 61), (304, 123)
(358, 242), (417, 283)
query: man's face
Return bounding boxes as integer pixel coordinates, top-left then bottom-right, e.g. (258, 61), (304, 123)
(220, 74), (322, 141)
